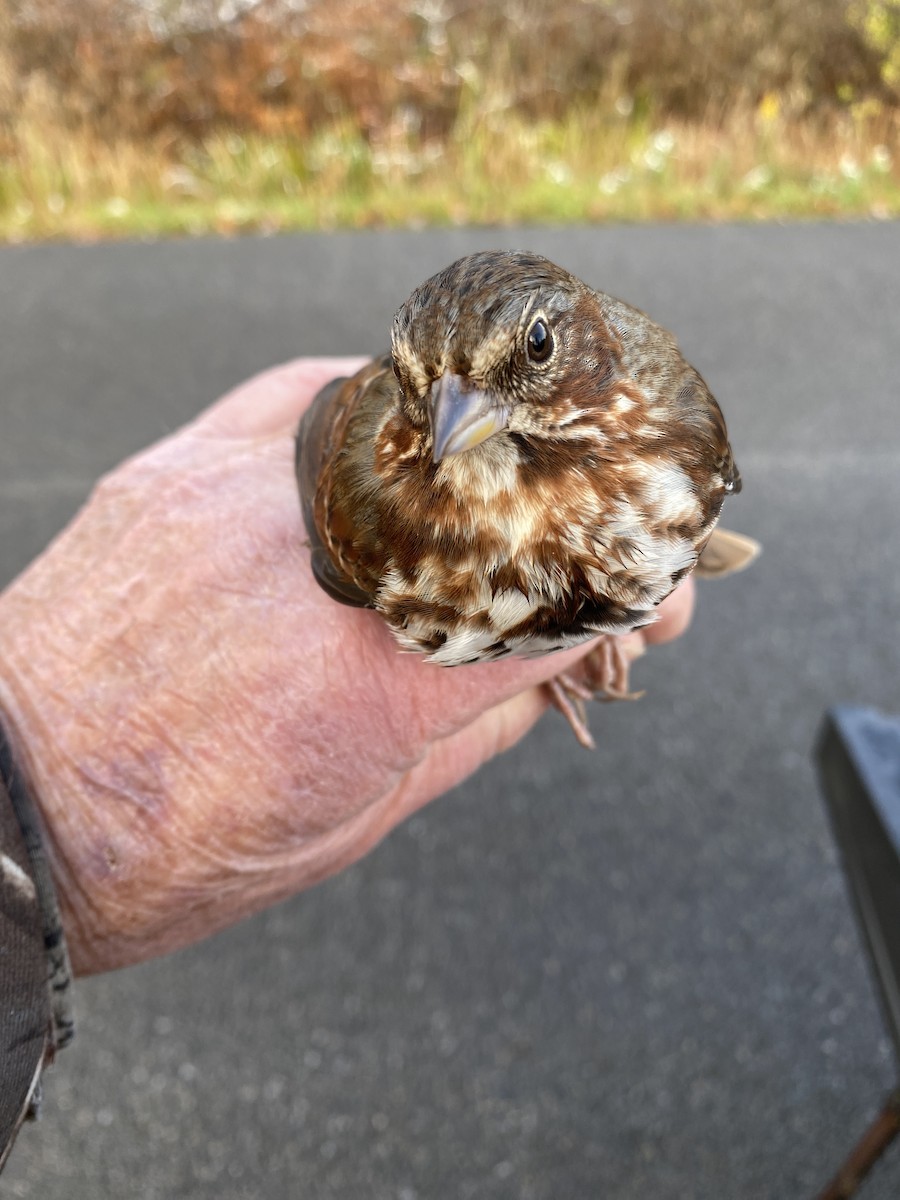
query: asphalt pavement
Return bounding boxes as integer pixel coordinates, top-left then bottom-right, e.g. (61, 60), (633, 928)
(1, 224), (899, 1199)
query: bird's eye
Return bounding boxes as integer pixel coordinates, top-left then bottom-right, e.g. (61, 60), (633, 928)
(526, 318), (553, 363)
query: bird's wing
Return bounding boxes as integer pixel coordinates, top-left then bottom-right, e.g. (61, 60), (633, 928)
(296, 373), (374, 608)
(296, 355), (401, 609)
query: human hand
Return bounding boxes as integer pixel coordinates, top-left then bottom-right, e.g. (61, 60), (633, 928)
(0, 358), (694, 975)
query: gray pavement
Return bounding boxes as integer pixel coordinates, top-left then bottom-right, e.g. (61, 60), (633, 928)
(1, 224), (899, 1198)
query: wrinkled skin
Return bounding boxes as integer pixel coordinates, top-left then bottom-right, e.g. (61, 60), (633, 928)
(0, 358), (694, 975)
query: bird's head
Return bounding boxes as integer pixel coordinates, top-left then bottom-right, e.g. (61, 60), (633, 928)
(390, 250), (623, 462)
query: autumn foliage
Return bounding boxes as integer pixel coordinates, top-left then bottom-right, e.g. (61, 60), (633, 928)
(1, 0), (895, 150)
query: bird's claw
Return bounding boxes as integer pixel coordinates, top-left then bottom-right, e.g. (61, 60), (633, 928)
(546, 636), (644, 749)
(545, 675), (596, 750)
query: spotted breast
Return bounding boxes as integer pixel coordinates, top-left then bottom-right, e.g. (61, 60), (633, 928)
(296, 250), (756, 744)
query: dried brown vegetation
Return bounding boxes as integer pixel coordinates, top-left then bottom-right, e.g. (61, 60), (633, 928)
(2, 0), (893, 145)
(0, 0), (898, 237)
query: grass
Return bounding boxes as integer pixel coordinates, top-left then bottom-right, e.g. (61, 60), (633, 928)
(1, 97), (899, 241)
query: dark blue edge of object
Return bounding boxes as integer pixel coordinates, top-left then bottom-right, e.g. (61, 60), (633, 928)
(816, 705), (900, 1065)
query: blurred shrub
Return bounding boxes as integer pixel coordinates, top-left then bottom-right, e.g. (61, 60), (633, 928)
(0, 0), (894, 147)
(850, 0), (900, 92)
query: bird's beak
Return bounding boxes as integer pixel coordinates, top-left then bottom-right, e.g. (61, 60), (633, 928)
(429, 371), (509, 462)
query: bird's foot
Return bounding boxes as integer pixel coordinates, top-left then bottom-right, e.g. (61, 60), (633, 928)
(546, 636), (645, 750)
(545, 674), (596, 750)
(582, 634), (645, 703)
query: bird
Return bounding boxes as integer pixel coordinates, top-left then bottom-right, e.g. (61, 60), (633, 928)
(296, 250), (757, 748)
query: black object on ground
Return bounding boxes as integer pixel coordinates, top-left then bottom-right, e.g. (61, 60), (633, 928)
(816, 707), (900, 1199)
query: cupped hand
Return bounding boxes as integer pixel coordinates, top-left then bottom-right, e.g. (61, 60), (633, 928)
(0, 359), (694, 974)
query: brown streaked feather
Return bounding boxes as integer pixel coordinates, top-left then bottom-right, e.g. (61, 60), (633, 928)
(296, 250), (752, 683)
(299, 354), (415, 607)
(297, 370), (375, 607)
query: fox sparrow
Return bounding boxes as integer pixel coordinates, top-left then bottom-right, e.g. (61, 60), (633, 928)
(296, 250), (756, 747)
